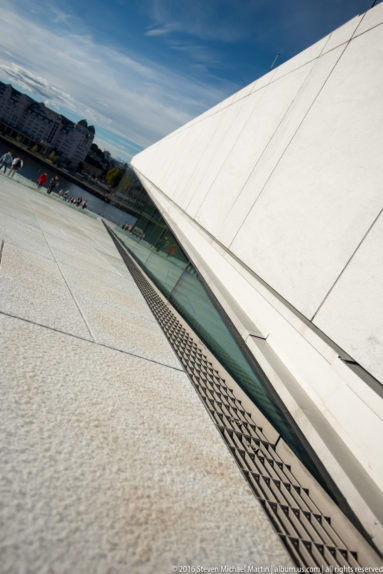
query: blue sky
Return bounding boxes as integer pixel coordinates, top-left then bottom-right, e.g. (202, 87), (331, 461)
(0, 0), (379, 161)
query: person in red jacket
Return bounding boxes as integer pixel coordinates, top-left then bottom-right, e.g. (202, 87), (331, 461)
(37, 173), (48, 189)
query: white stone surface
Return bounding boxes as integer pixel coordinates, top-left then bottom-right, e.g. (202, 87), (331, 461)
(230, 22), (383, 319)
(138, 130), (183, 194)
(271, 37), (328, 81)
(0, 180), (292, 572)
(354, 1), (383, 36)
(234, 68), (277, 100)
(169, 113), (223, 208)
(132, 68), (278, 197)
(0, 242), (92, 338)
(195, 56), (325, 240)
(0, 210), (53, 259)
(314, 211), (383, 382)
(210, 46), (342, 246)
(0, 315), (291, 573)
(322, 15), (363, 54)
(186, 97), (256, 217)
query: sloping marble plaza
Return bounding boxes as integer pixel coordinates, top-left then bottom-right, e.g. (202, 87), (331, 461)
(0, 177), (292, 572)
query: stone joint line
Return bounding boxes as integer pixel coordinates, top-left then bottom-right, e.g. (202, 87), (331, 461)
(0, 309), (185, 373)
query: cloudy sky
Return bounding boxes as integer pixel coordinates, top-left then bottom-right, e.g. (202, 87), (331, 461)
(0, 0), (378, 161)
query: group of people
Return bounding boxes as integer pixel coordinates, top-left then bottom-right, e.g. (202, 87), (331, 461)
(37, 173), (88, 209)
(1, 151), (88, 211)
(68, 195), (88, 209)
(36, 173), (60, 193)
(0, 151), (24, 178)
(59, 189), (88, 209)
(37, 173), (61, 194)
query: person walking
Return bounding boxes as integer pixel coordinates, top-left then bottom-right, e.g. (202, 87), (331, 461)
(0, 151), (13, 174)
(37, 173), (48, 189)
(47, 175), (59, 194)
(8, 156), (23, 178)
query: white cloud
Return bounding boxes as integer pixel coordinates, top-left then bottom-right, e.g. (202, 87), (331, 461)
(0, 64), (76, 109)
(94, 137), (132, 162)
(0, 0), (237, 157)
(146, 0), (267, 43)
(145, 22), (180, 37)
(168, 42), (220, 66)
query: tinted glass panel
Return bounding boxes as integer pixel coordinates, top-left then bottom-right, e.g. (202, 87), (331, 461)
(112, 220), (316, 477)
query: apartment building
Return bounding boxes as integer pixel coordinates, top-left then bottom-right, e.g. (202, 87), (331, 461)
(0, 82), (94, 166)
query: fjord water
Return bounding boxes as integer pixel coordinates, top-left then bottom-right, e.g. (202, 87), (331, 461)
(0, 139), (136, 227)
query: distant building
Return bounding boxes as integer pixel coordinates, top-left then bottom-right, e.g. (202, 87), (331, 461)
(84, 143), (112, 173)
(0, 82), (94, 167)
(82, 156), (104, 178)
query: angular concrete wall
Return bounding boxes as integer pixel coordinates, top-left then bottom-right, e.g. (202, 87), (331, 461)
(132, 3), (383, 551)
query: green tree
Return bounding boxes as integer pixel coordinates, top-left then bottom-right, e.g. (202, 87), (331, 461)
(48, 151), (59, 164)
(31, 145), (39, 153)
(117, 171), (133, 191)
(16, 136), (23, 143)
(105, 167), (123, 188)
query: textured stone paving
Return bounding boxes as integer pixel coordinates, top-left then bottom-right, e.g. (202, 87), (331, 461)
(0, 177), (292, 573)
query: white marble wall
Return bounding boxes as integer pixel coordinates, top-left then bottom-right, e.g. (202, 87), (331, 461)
(132, 3), (383, 551)
(132, 2), (383, 385)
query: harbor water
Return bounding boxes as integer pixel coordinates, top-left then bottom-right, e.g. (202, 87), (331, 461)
(0, 140), (136, 227)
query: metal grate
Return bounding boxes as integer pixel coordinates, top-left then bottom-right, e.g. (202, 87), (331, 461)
(107, 226), (381, 569)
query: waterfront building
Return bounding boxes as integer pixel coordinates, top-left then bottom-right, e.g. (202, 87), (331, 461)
(0, 82), (94, 167)
(130, 2), (383, 558)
